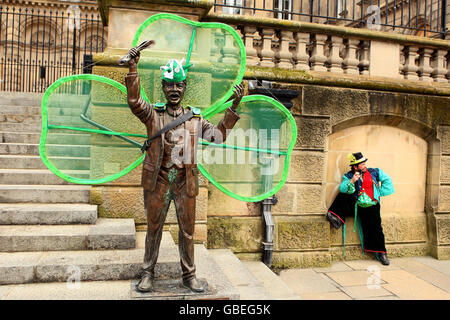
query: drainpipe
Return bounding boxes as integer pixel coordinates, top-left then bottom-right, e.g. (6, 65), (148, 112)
(262, 195), (277, 267)
(248, 80), (299, 268)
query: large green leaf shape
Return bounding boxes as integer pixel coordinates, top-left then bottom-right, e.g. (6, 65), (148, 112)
(132, 13), (246, 115)
(39, 74), (146, 184)
(198, 95), (297, 202)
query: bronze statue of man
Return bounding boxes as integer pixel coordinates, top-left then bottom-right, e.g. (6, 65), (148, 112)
(125, 46), (244, 293)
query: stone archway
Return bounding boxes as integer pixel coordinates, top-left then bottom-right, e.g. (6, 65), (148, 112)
(325, 115), (435, 260)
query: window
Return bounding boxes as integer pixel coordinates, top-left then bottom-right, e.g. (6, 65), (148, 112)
(274, 0), (292, 20)
(337, 0), (346, 17)
(223, 0), (243, 15)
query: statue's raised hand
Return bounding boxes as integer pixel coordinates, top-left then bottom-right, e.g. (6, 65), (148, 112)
(231, 84), (244, 111)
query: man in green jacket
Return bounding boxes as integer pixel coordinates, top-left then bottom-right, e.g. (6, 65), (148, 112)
(327, 152), (395, 265)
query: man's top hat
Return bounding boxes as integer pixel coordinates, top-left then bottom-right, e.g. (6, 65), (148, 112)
(348, 152), (368, 166)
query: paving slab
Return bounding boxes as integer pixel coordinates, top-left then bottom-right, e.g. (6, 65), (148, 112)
(393, 258), (450, 293)
(242, 261), (301, 300)
(325, 270), (387, 287)
(381, 270), (450, 300)
(313, 262), (353, 273)
(344, 259), (401, 271)
(279, 269), (340, 295)
(208, 249), (268, 300)
(0, 285), (13, 299)
(340, 285), (395, 299)
(300, 291), (351, 300)
(413, 256), (450, 277)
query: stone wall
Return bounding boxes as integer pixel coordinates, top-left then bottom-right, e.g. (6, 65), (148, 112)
(91, 0), (450, 268)
(207, 81), (450, 267)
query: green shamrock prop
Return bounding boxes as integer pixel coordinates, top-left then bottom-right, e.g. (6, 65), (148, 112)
(39, 13), (297, 202)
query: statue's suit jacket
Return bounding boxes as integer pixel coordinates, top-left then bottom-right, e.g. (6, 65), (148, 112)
(125, 72), (240, 197)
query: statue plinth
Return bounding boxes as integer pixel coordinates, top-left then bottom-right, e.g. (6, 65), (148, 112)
(97, 0), (214, 49)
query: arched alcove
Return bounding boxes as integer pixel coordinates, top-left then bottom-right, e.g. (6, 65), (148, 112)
(326, 124), (429, 258)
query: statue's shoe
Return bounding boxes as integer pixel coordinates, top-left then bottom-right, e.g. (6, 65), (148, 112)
(182, 277), (204, 293)
(137, 273), (153, 292)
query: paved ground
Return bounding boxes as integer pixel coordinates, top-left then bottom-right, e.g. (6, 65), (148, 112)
(279, 256), (450, 300)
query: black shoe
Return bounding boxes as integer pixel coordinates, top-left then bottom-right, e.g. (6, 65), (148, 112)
(378, 253), (390, 266)
(182, 277), (204, 293)
(137, 273), (153, 292)
(326, 212), (343, 229)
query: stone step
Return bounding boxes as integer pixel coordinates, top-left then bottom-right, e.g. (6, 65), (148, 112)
(241, 261), (301, 300)
(0, 132), (91, 145)
(0, 155), (46, 169)
(47, 156), (91, 171)
(208, 249), (273, 300)
(0, 232), (178, 285)
(0, 132), (41, 144)
(0, 105), (41, 116)
(0, 122), (42, 132)
(0, 280), (135, 300)
(0, 203), (97, 225)
(0, 232), (240, 300)
(0, 169), (89, 184)
(0, 92), (42, 106)
(0, 143), (39, 155)
(46, 144), (91, 157)
(0, 105), (83, 118)
(0, 218), (136, 252)
(0, 114), (41, 125)
(0, 155), (89, 170)
(0, 185), (91, 203)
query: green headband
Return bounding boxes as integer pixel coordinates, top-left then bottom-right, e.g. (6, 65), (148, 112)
(160, 58), (192, 82)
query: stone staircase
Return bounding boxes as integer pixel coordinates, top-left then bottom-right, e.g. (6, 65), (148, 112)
(0, 92), (298, 300)
(0, 91), (138, 284)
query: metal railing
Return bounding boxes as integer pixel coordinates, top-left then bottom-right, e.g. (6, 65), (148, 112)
(213, 0), (448, 39)
(0, 6), (107, 93)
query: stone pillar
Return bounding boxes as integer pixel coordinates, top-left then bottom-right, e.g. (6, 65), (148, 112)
(343, 38), (360, 75)
(418, 48), (434, 83)
(294, 32), (310, 71)
(432, 49), (448, 83)
(403, 46), (420, 81)
(277, 30), (294, 69)
(243, 26), (259, 66)
(310, 34), (328, 72)
(327, 35), (343, 73)
(259, 28), (275, 68)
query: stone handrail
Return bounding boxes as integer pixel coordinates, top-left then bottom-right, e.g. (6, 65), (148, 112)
(203, 13), (450, 85)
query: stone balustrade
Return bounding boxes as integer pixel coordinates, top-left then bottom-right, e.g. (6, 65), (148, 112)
(204, 13), (450, 84)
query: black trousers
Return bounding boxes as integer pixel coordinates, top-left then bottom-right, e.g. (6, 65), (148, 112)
(328, 193), (387, 253)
